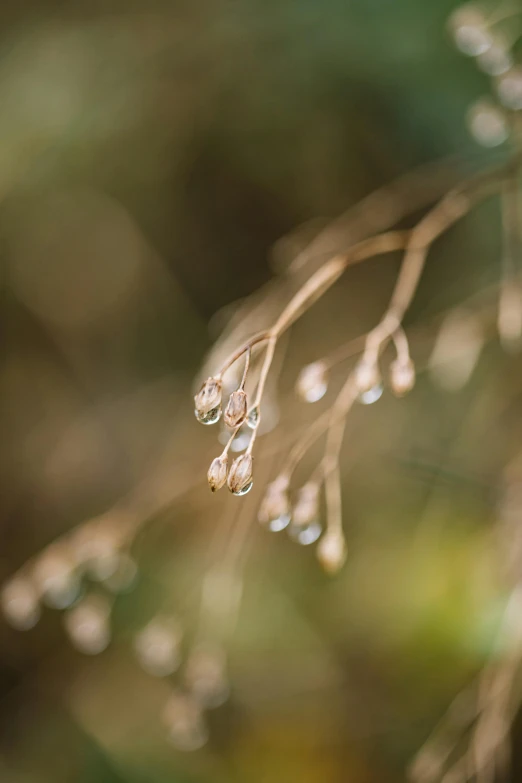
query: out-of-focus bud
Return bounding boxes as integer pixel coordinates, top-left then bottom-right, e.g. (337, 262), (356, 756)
(32, 548), (80, 609)
(296, 361), (329, 402)
(207, 454), (228, 492)
(354, 358), (381, 393)
(63, 595), (111, 655)
(317, 531), (347, 574)
(224, 389), (248, 428)
(448, 4), (491, 56)
(429, 308), (484, 391)
(134, 617), (182, 677)
(477, 39), (513, 76)
(258, 476), (291, 531)
(289, 482), (322, 545)
(498, 281), (522, 353)
(1, 578), (40, 630)
(227, 453), (253, 496)
(497, 67), (522, 111)
(293, 482), (319, 526)
(185, 644), (229, 708)
(194, 377), (222, 425)
(466, 99), (508, 147)
(389, 358), (416, 397)
(163, 691), (208, 751)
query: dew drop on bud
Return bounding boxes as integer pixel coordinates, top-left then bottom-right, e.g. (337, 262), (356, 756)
(194, 377), (222, 425)
(467, 99), (508, 148)
(357, 383), (383, 405)
(448, 5), (491, 56)
(497, 67), (522, 111)
(195, 406), (222, 425)
(288, 519), (322, 545)
(227, 453), (254, 496)
(247, 406), (259, 429)
(354, 359), (381, 394)
(296, 361), (328, 403)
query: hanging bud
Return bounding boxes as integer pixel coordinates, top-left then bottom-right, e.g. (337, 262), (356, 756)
(389, 358), (416, 397)
(194, 377), (222, 425)
(258, 476), (291, 531)
(227, 453), (254, 496)
(296, 361), (329, 403)
(317, 532), (347, 574)
(207, 454), (228, 492)
(293, 482), (320, 526)
(224, 389), (248, 429)
(354, 358), (381, 393)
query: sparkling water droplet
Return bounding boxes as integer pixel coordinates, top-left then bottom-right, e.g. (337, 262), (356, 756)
(288, 520), (322, 545)
(357, 383), (383, 405)
(195, 406), (222, 425)
(232, 480), (253, 496)
(268, 513), (291, 532)
(247, 406), (260, 429)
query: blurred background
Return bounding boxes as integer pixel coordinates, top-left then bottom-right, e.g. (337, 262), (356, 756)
(1, 0), (521, 781)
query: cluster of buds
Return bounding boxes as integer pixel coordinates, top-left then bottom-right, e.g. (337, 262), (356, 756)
(195, 371), (256, 496)
(257, 477), (349, 571)
(207, 451), (253, 496)
(161, 642), (229, 751)
(0, 515), (137, 653)
(448, 3), (522, 148)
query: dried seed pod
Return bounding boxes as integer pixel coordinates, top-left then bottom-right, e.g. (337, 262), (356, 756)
(317, 532), (347, 574)
(227, 453), (253, 496)
(293, 482), (320, 526)
(389, 358), (416, 397)
(296, 361), (328, 402)
(258, 476), (291, 531)
(194, 377), (222, 425)
(224, 389), (248, 429)
(207, 454), (228, 492)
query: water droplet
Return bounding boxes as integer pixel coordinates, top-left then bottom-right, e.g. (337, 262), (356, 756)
(194, 406), (221, 425)
(247, 406), (259, 429)
(296, 362), (328, 403)
(288, 520), (322, 545)
(357, 383), (383, 405)
(267, 513), (291, 532)
(231, 480), (253, 496)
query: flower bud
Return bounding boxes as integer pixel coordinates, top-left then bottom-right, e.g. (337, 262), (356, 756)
(227, 453), (253, 496)
(317, 532), (347, 574)
(389, 358), (416, 397)
(258, 476), (290, 531)
(296, 361), (328, 403)
(224, 389), (248, 429)
(354, 359), (381, 393)
(194, 377), (222, 425)
(293, 482), (320, 526)
(207, 454), (228, 492)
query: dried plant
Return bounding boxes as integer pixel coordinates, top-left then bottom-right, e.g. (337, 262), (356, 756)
(3, 0), (522, 774)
